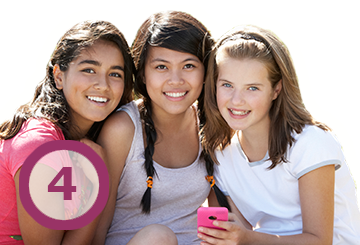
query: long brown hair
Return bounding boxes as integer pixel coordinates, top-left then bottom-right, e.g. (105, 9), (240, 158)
(0, 20), (134, 141)
(131, 10), (215, 213)
(202, 25), (330, 169)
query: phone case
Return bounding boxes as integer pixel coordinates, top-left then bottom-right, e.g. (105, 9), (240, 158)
(197, 207), (228, 231)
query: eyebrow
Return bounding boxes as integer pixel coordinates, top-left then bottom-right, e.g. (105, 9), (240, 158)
(217, 79), (264, 86)
(150, 57), (200, 64)
(78, 59), (124, 71)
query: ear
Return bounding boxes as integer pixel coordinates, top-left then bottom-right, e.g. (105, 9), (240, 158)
(53, 64), (64, 90)
(272, 79), (282, 100)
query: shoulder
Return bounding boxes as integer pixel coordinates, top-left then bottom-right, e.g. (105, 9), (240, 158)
(97, 102), (137, 185)
(4, 118), (64, 176)
(97, 101), (137, 158)
(215, 134), (239, 163)
(11, 118), (64, 149)
(292, 125), (340, 150)
(22, 118), (63, 136)
(288, 125), (343, 178)
(99, 109), (135, 146)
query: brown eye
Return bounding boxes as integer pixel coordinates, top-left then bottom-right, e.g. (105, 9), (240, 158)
(82, 69), (95, 74)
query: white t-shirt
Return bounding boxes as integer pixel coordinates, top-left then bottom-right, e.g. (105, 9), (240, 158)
(214, 125), (360, 244)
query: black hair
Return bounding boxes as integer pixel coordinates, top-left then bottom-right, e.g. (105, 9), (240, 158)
(0, 20), (134, 141)
(132, 11), (229, 213)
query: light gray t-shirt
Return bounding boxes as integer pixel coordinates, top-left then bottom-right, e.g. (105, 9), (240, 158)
(105, 100), (210, 245)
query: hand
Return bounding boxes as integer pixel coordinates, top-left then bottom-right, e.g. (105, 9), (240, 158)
(198, 213), (249, 245)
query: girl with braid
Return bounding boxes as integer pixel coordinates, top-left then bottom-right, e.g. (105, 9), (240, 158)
(94, 11), (223, 245)
(199, 25), (360, 244)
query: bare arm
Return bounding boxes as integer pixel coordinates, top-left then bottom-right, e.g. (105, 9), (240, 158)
(14, 111), (134, 245)
(90, 111), (135, 245)
(15, 167), (100, 245)
(199, 165), (335, 245)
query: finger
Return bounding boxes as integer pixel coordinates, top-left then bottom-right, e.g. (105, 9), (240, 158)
(228, 212), (237, 222)
(200, 242), (213, 245)
(213, 220), (232, 231)
(198, 226), (227, 240)
(198, 231), (220, 245)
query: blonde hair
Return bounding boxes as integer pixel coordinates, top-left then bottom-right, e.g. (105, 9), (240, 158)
(202, 25), (329, 169)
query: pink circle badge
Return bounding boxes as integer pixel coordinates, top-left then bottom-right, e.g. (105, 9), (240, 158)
(19, 140), (109, 230)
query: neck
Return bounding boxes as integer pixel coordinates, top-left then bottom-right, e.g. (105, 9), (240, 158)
(152, 106), (194, 134)
(69, 118), (93, 140)
(238, 119), (270, 162)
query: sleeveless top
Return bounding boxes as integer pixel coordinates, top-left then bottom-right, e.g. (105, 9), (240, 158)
(105, 100), (210, 245)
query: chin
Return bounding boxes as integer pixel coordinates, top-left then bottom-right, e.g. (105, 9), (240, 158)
(89, 114), (109, 123)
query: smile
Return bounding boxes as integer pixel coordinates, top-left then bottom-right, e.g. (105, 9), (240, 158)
(87, 96), (109, 103)
(164, 92), (187, 98)
(230, 109), (250, 116)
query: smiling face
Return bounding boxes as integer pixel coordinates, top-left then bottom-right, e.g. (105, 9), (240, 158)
(54, 39), (125, 135)
(144, 46), (205, 117)
(216, 50), (282, 135)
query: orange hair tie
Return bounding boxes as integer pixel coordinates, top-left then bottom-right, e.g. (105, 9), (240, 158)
(146, 176), (153, 189)
(205, 175), (215, 188)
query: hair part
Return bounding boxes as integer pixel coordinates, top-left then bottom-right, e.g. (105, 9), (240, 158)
(202, 25), (330, 170)
(0, 20), (135, 141)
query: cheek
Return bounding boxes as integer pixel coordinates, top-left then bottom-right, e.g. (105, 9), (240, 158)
(144, 76), (163, 98)
(250, 95), (272, 114)
(192, 75), (205, 97)
(113, 82), (125, 100)
(216, 89), (226, 110)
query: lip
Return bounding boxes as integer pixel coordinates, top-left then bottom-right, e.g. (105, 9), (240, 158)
(228, 108), (251, 119)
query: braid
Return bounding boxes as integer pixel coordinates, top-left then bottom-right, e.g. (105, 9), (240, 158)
(140, 100), (157, 214)
(203, 153), (231, 211)
(198, 91), (231, 211)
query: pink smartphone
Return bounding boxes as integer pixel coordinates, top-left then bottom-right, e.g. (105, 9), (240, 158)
(197, 207), (228, 231)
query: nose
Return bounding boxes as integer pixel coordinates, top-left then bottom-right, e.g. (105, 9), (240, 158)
(167, 69), (185, 86)
(231, 89), (245, 106)
(94, 74), (110, 91)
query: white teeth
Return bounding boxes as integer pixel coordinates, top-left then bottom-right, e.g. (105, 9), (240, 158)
(230, 109), (250, 115)
(165, 92), (186, 98)
(87, 96), (108, 103)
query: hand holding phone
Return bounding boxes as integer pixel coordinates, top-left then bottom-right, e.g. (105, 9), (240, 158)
(197, 207), (228, 231)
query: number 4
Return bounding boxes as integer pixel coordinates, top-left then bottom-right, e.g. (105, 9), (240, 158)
(48, 167), (76, 200)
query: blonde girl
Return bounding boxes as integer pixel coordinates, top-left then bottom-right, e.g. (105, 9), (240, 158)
(200, 25), (360, 244)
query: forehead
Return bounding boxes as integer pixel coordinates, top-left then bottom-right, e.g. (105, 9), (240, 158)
(71, 40), (123, 65)
(146, 46), (201, 63)
(82, 39), (120, 55)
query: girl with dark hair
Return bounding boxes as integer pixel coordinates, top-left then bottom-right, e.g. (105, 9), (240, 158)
(199, 25), (360, 244)
(0, 20), (134, 244)
(95, 11), (216, 245)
